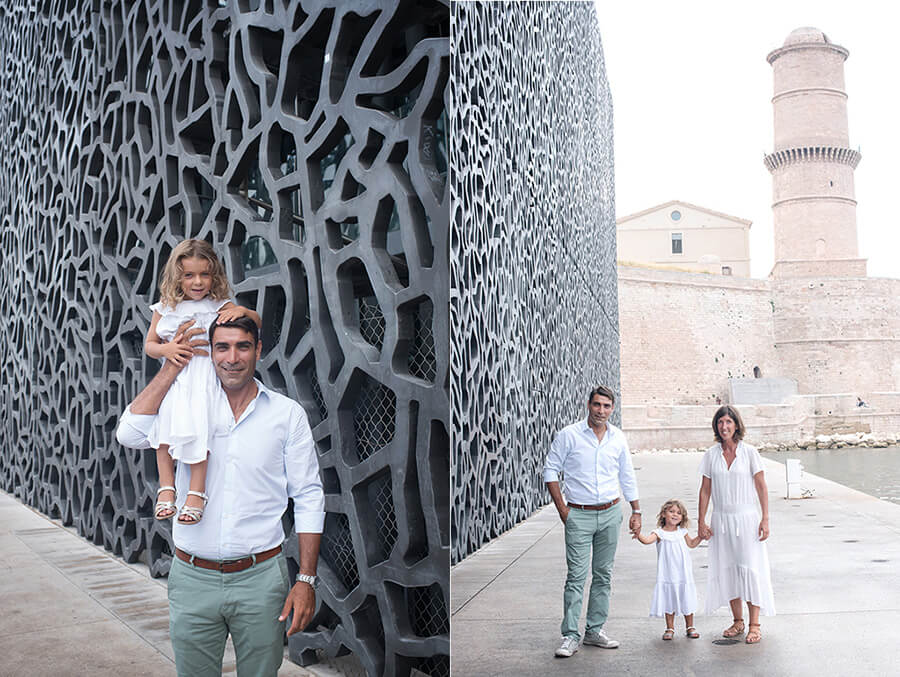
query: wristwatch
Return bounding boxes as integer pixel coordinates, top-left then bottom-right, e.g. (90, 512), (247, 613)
(632, 509), (642, 515)
(296, 573), (319, 588)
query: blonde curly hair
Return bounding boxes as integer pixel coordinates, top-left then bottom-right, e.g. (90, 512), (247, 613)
(656, 499), (690, 529)
(158, 239), (231, 308)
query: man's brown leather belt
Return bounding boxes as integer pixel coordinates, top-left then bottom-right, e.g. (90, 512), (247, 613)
(567, 498), (620, 511)
(175, 545), (282, 573)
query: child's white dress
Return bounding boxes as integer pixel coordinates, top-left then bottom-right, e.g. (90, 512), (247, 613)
(650, 526), (698, 616)
(148, 297), (230, 463)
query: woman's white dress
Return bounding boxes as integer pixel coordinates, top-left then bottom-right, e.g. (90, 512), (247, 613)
(649, 527), (698, 616)
(699, 441), (776, 615)
(148, 297), (230, 464)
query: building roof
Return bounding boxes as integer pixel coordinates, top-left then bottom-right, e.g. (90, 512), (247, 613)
(616, 200), (752, 227)
(768, 26), (848, 63)
(784, 27), (830, 46)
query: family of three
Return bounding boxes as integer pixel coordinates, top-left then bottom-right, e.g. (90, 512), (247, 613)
(543, 386), (774, 658)
(117, 239), (324, 677)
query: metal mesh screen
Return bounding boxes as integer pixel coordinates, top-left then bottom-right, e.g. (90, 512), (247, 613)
(408, 297), (436, 382)
(0, 1), (449, 674)
(413, 655), (449, 677)
(320, 511), (361, 594)
(353, 375), (397, 462)
(450, 2), (620, 562)
(409, 583), (449, 637)
(358, 296), (386, 350)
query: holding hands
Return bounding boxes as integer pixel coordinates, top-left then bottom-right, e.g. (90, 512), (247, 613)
(632, 525), (656, 545)
(629, 512), (642, 536)
(697, 519), (768, 541)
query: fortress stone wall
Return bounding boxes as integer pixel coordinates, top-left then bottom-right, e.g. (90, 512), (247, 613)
(618, 265), (778, 406)
(619, 266), (900, 450)
(772, 276), (900, 394)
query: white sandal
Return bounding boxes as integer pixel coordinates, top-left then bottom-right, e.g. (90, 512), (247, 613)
(155, 486), (177, 520)
(177, 491), (208, 525)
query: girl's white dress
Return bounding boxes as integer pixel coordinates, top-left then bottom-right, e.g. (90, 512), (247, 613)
(699, 441), (776, 615)
(148, 297), (230, 464)
(649, 526), (698, 616)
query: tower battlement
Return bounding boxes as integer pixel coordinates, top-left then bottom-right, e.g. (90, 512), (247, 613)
(764, 146), (861, 172)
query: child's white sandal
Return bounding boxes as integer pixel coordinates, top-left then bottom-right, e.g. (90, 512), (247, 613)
(155, 486), (177, 520)
(177, 491), (208, 525)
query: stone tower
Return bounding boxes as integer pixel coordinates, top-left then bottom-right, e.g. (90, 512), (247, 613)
(764, 27), (866, 278)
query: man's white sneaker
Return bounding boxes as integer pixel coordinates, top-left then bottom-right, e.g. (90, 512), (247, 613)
(583, 628), (619, 649)
(554, 636), (580, 657)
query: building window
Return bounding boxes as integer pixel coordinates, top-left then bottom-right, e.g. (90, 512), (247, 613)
(722, 266), (732, 275)
(671, 232), (682, 254)
(670, 210), (681, 221)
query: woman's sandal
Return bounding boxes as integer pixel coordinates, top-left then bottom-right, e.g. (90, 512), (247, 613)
(686, 626), (700, 639)
(662, 628), (675, 640)
(155, 486), (177, 520)
(722, 619), (745, 638)
(177, 490), (208, 525)
(745, 623), (762, 644)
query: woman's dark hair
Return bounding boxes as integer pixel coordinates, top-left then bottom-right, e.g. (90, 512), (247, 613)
(588, 385), (616, 405)
(712, 404), (745, 444)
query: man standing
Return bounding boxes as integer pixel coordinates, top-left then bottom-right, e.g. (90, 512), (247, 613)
(543, 385), (640, 658)
(117, 316), (325, 676)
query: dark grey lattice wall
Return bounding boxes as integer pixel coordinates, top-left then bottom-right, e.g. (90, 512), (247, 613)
(0, 2), (448, 675)
(450, 1), (618, 562)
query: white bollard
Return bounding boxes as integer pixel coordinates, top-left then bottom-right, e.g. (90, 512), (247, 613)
(785, 458), (804, 499)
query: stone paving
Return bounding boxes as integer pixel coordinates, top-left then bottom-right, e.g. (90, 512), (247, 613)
(6, 450), (900, 677)
(451, 452), (900, 676)
(0, 490), (345, 677)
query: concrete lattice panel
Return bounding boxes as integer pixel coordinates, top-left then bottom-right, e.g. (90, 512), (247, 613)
(450, 1), (619, 563)
(0, 1), (448, 675)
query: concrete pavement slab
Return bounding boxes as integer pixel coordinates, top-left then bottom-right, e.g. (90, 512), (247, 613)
(0, 618), (183, 677)
(0, 490), (323, 676)
(451, 452), (900, 676)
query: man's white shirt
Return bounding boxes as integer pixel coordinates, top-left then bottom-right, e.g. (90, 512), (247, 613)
(117, 379), (325, 559)
(542, 419), (639, 505)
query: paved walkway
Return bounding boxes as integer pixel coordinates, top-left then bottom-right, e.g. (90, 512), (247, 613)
(451, 452), (900, 676)
(0, 490), (347, 677)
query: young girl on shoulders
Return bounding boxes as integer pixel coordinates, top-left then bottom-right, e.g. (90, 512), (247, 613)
(144, 239), (260, 525)
(633, 499), (705, 640)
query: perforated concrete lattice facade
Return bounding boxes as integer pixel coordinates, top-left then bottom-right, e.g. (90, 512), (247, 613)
(0, 1), (448, 675)
(450, 2), (619, 563)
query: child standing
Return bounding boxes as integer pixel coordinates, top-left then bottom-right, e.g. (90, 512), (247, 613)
(633, 499), (704, 640)
(144, 239), (260, 524)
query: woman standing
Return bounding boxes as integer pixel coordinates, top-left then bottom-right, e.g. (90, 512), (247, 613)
(697, 405), (775, 644)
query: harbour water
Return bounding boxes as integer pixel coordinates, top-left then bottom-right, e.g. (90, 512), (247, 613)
(762, 446), (900, 505)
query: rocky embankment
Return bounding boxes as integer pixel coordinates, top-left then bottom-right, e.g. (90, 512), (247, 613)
(637, 432), (899, 454)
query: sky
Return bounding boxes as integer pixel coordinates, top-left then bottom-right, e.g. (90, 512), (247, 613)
(594, 0), (900, 279)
